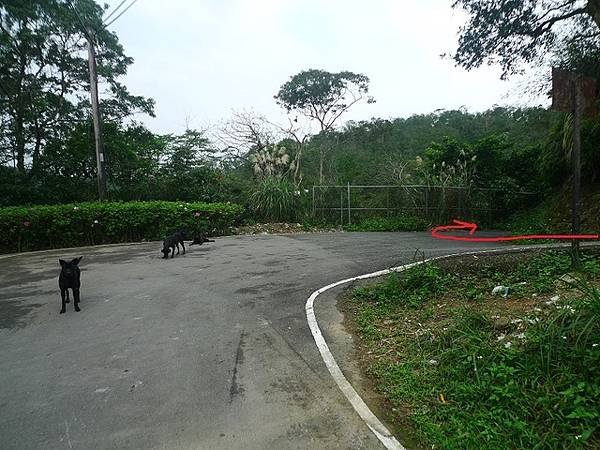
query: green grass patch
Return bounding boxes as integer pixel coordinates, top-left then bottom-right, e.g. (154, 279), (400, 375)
(346, 250), (600, 449)
(354, 263), (454, 308)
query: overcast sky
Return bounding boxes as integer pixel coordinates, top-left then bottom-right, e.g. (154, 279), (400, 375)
(106, 0), (549, 134)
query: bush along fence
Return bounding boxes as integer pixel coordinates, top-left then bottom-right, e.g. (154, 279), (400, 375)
(0, 201), (245, 254)
(312, 184), (539, 227)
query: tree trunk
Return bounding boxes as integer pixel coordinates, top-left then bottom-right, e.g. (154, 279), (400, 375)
(14, 38), (27, 173)
(32, 121), (42, 174)
(319, 148), (324, 184)
(571, 76), (582, 268)
(293, 144), (303, 187)
(15, 113), (25, 172)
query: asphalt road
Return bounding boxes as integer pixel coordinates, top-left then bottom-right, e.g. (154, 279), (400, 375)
(0, 232), (505, 449)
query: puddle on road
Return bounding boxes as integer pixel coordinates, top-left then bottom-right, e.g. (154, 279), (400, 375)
(0, 299), (45, 329)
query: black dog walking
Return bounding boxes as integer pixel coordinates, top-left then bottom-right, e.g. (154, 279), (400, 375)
(59, 257), (82, 313)
(161, 230), (186, 258)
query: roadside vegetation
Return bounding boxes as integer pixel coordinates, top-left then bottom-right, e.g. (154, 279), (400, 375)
(343, 250), (600, 449)
(343, 216), (428, 232)
(507, 187), (600, 236)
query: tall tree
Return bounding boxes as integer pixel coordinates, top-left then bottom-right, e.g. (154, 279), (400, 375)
(451, 0), (600, 78)
(159, 129), (223, 202)
(162, 129), (215, 172)
(35, 121), (165, 203)
(274, 69), (374, 183)
(0, 0), (154, 173)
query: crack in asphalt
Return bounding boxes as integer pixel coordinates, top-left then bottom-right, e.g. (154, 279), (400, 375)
(229, 330), (246, 403)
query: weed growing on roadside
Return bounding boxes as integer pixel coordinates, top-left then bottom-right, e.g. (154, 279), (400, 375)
(348, 251), (600, 449)
(354, 264), (454, 308)
(343, 216), (428, 232)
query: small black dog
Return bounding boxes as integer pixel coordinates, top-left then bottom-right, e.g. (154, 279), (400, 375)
(59, 257), (82, 314)
(190, 232), (215, 246)
(161, 230), (186, 258)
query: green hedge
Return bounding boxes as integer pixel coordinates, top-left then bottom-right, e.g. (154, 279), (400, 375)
(0, 201), (244, 254)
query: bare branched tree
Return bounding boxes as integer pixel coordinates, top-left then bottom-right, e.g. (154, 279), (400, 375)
(217, 110), (279, 163)
(379, 155), (412, 185)
(218, 110), (311, 187)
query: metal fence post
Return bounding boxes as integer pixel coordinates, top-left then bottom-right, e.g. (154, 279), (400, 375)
(347, 182), (351, 224)
(466, 186), (471, 218)
(387, 186), (390, 218)
(340, 189), (343, 225)
(424, 187), (429, 220)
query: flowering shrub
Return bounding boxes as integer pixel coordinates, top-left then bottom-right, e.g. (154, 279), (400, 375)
(249, 145), (293, 180)
(0, 201), (244, 253)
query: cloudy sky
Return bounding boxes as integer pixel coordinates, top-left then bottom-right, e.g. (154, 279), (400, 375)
(106, 0), (548, 134)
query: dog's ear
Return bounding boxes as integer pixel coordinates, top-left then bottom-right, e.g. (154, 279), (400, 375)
(59, 259), (66, 267)
(72, 256), (83, 265)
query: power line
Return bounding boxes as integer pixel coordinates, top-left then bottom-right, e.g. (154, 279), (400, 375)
(68, 0), (89, 36)
(103, 0), (139, 28)
(103, 0), (128, 23)
(70, 0), (140, 36)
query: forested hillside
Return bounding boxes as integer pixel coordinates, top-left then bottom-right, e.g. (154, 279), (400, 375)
(1, 0), (599, 229)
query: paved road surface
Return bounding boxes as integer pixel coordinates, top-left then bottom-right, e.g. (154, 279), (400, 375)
(0, 233), (504, 449)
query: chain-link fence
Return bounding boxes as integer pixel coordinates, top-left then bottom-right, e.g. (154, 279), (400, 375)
(311, 184), (539, 225)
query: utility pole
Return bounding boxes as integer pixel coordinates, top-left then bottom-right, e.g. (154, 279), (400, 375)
(86, 29), (107, 201)
(71, 0), (138, 201)
(551, 68), (598, 268)
(570, 74), (582, 268)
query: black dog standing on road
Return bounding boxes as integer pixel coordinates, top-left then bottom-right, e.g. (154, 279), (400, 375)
(59, 257), (82, 314)
(190, 232), (215, 246)
(161, 230), (186, 258)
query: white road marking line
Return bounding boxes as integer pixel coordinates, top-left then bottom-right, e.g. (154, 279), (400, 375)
(306, 268), (412, 450)
(305, 245), (559, 450)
